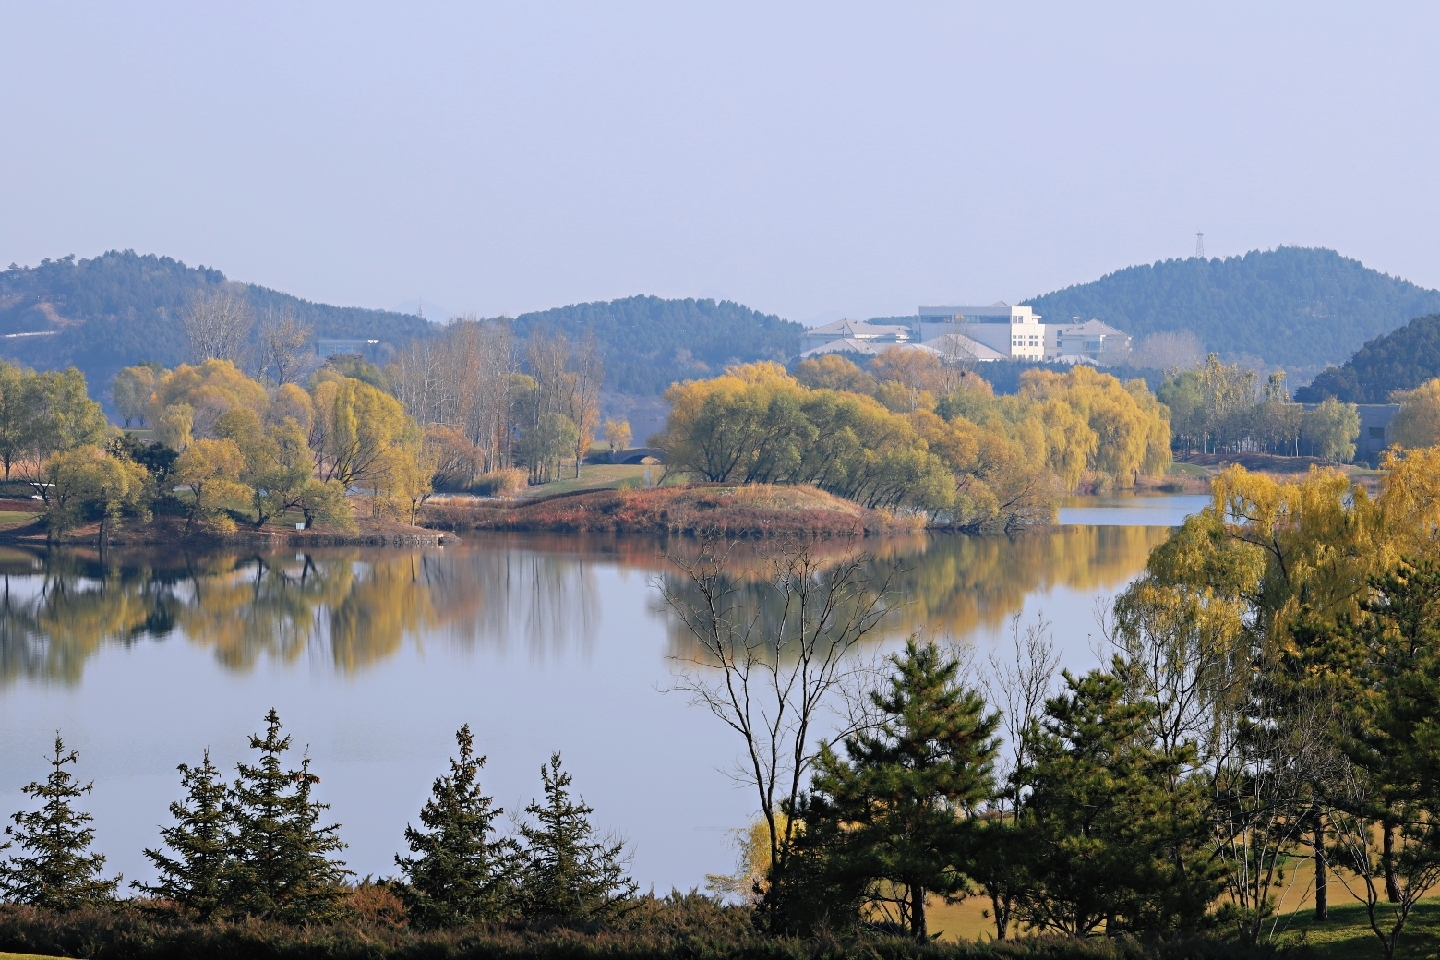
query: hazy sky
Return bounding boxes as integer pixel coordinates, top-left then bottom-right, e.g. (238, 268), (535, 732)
(3, 3), (1438, 325)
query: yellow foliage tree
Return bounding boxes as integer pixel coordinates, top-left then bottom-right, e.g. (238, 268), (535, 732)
(174, 437), (249, 533)
(151, 359), (269, 438)
(1389, 379), (1440, 450)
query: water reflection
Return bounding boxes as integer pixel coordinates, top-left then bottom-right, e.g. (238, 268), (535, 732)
(651, 525), (1172, 656)
(0, 525), (1170, 686)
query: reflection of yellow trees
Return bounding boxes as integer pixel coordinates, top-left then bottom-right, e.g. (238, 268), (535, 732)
(656, 526), (1170, 658)
(0, 527), (1167, 685)
(0, 543), (602, 684)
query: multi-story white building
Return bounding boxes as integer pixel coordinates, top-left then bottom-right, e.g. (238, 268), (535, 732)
(916, 303), (1046, 360)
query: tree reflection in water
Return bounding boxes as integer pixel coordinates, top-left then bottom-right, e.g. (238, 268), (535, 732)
(0, 526), (1167, 685)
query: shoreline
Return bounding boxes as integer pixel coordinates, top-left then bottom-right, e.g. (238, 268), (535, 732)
(0, 506), (455, 549)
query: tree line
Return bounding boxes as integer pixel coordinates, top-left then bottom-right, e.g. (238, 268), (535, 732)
(1159, 354), (1361, 459)
(0, 714), (636, 928)
(29, 356), (422, 538)
(656, 353), (1170, 531)
(387, 319), (607, 487)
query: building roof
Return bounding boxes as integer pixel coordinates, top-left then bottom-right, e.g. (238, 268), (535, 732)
(799, 336), (1002, 362)
(1051, 354), (1099, 366)
(917, 332), (1006, 362)
(804, 318), (911, 341)
(1055, 319), (1127, 337)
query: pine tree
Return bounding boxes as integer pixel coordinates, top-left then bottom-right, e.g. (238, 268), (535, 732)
(803, 638), (1001, 940)
(135, 749), (232, 919)
(0, 734), (119, 908)
(226, 709), (352, 923)
(517, 753), (636, 922)
(396, 724), (518, 928)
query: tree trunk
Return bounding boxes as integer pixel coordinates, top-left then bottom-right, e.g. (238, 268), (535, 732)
(912, 885), (927, 942)
(989, 889), (1011, 941)
(1314, 814), (1328, 921)
(1385, 819), (1401, 903)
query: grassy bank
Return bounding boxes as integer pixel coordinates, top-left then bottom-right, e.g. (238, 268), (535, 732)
(422, 484), (916, 539)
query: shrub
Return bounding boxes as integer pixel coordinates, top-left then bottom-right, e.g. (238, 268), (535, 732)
(471, 469), (527, 498)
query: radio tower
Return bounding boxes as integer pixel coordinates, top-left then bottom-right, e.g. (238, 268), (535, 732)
(1195, 232), (1205, 259)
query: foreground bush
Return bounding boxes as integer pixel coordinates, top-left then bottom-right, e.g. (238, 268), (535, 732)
(0, 899), (1288, 960)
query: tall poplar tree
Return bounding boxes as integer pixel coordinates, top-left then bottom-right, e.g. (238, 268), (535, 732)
(0, 735), (119, 908)
(226, 709), (351, 924)
(396, 725), (518, 927)
(135, 750), (232, 919)
(517, 753), (636, 922)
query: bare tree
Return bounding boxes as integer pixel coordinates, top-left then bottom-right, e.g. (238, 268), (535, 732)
(566, 332), (603, 478)
(1130, 331), (1205, 370)
(182, 286), (254, 364)
(657, 538), (893, 868)
(1326, 765), (1440, 960)
(976, 611), (1058, 940)
(1207, 689), (1339, 944)
(259, 311), (313, 385)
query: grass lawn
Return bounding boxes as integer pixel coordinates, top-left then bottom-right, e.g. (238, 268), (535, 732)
(927, 889), (1440, 955)
(1270, 898), (1440, 959)
(0, 953), (67, 959)
(1166, 461), (1211, 479)
(517, 462), (656, 498)
(0, 510), (39, 526)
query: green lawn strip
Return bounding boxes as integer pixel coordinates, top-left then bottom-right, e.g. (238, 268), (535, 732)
(0, 511), (40, 525)
(517, 463), (653, 498)
(1272, 897), (1440, 960)
(1166, 461), (1210, 478)
(0, 953), (69, 959)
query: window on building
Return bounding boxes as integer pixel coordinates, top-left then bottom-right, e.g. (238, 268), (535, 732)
(1369, 427), (1386, 439)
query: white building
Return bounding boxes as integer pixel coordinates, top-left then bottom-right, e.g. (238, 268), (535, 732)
(917, 303), (1046, 360)
(1046, 319), (1131, 363)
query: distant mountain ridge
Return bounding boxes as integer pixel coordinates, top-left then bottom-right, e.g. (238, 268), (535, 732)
(0, 250), (430, 394)
(0, 251), (802, 399)
(1023, 246), (1440, 370)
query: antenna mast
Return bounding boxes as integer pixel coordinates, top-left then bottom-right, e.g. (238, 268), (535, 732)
(1195, 232), (1205, 259)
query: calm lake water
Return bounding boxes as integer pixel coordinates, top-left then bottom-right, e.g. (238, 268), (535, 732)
(0, 494), (1204, 893)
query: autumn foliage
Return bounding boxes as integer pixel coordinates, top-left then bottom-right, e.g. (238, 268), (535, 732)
(657, 354), (1172, 531)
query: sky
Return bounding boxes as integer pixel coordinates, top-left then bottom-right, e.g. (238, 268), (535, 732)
(2, 3), (1438, 326)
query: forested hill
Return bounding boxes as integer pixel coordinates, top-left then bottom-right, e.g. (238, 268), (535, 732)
(1295, 313), (1440, 403)
(510, 295), (802, 394)
(1023, 246), (1440, 369)
(0, 250), (430, 390)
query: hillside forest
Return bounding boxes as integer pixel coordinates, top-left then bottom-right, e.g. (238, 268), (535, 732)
(1024, 246), (1440, 372)
(0, 252), (802, 406)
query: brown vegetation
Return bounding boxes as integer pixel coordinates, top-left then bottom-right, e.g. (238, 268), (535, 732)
(421, 484), (917, 539)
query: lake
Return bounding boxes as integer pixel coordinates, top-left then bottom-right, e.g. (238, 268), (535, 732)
(0, 493), (1206, 894)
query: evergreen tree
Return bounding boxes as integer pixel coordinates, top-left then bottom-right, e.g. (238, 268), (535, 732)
(516, 753), (636, 922)
(396, 724), (518, 927)
(802, 638), (1001, 941)
(135, 749), (232, 919)
(0, 734), (119, 908)
(226, 709), (352, 923)
(1016, 669), (1219, 936)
